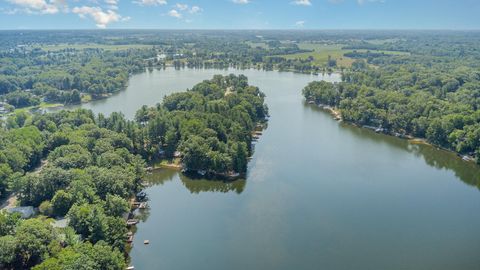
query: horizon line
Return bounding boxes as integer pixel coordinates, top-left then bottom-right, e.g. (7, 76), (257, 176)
(1, 28), (480, 31)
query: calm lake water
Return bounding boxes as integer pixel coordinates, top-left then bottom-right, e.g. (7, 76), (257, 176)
(77, 68), (480, 270)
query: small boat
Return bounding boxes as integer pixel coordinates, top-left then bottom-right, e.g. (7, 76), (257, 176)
(126, 219), (139, 226)
(126, 266), (135, 270)
(144, 240), (150, 245)
(139, 202), (148, 209)
(229, 172), (240, 178)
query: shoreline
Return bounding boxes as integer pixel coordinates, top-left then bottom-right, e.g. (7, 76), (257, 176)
(307, 101), (478, 165)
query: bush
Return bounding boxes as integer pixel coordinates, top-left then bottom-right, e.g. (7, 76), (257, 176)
(39, 201), (53, 217)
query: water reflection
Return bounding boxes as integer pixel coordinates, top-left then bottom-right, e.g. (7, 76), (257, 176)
(144, 168), (177, 186)
(304, 104), (480, 189)
(145, 168), (247, 194)
(179, 174), (246, 194)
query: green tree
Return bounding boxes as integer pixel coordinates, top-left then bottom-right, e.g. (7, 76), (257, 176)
(15, 219), (57, 267)
(51, 190), (74, 217)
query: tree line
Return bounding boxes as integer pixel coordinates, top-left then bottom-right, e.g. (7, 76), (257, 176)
(0, 74), (266, 269)
(303, 41), (480, 164)
(0, 47), (156, 109)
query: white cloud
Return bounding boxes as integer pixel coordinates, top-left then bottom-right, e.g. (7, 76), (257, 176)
(189, 5), (201, 14)
(133, 0), (167, 6)
(232, 0), (250, 4)
(175, 3), (188, 10)
(167, 9), (182, 18)
(291, 0), (311, 6)
(72, 6), (122, 28)
(166, 4), (201, 18)
(295, 20), (305, 27)
(6, 0), (64, 14)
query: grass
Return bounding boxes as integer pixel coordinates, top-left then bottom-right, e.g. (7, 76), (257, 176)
(81, 94), (92, 103)
(156, 158), (182, 170)
(37, 43), (154, 51)
(276, 43), (354, 68)
(274, 42), (410, 68)
(352, 49), (410, 56)
(11, 102), (63, 114)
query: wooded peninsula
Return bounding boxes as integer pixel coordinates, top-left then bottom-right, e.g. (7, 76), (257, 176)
(0, 30), (479, 269)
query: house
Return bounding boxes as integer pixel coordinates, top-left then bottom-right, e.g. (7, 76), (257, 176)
(52, 218), (69, 228)
(7, 206), (35, 218)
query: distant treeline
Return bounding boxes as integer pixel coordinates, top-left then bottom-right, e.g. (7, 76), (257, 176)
(0, 47), (156, 109)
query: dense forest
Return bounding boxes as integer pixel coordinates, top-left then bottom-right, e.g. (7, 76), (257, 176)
(1, 30), (480, 268)
(0, 47), (155, 111)
(0, 108), (146, 269)
(303, 33), (480, 163)
(0, 74), (266, 269)
(134, 74), (268, 175)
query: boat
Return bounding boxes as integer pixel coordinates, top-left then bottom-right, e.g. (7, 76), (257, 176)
(139, 202), (148, 209)
(144, 240), (150, 245)
(126, 219), (139, 226)
(228, 172), (240, 178)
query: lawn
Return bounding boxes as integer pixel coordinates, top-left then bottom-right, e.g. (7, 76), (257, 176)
(11, 102), (63, 115)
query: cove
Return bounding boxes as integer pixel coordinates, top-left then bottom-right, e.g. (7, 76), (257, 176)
(72, 68), (480, 270)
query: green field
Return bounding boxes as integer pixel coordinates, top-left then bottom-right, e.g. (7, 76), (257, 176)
(276, 43), (409, 68)
(10, 102), (63, 115)
(278, 43), (354, 68)
(37, 43), (154, 51)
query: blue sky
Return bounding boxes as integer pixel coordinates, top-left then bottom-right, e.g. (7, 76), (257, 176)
(0, 0), (479, 30)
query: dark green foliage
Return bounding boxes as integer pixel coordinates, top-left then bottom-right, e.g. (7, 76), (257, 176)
(303, 81), (339, 106)
(303, 42), (480, 162)
(0, 46), (153, 108)
(0, 212), (21, 236)
(4, 90), (40, 108)
(137, 75), (267, 174)
(32, 241), (126, 270)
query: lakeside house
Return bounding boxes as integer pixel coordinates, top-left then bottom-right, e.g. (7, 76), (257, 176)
(173, 151), (182, 158)
(7, 206), (35, 218)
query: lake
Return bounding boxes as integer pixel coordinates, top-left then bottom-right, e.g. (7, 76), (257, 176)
(75, 68), (480, 270)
